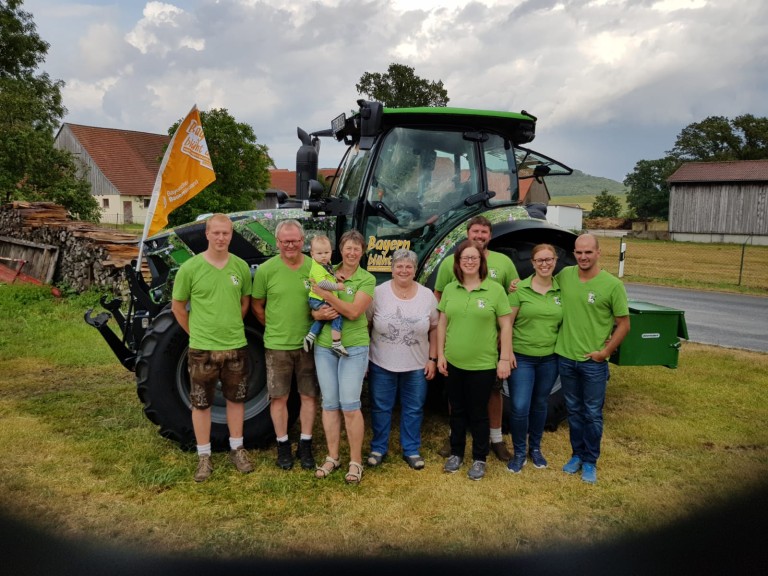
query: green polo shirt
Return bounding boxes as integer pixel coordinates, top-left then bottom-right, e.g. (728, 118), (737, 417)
(172, 253), (251, 351)
(508, 275), (563, 356)
(252, 254), (313, 350)
(435, 250), (518, 293)
(316, 264), (376, 349)
(554, 266), (629, 361)
(437, 278), (511, 370)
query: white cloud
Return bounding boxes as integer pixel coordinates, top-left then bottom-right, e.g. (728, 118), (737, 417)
(652, 0), (708, 13)
(20, 0), (768, 180)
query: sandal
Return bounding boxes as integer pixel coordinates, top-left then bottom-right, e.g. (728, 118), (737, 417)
(366, 452), (385, 467)
(345, 461), (363, 485)
(315, 455), (340, 479)
(402, 454), (425, 470)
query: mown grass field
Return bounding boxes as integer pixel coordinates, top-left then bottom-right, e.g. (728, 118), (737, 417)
(0, 284), (766, 561)
(596, 237), (768, 293)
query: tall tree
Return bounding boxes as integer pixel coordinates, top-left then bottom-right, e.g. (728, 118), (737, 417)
(589, 190), (621, 218)
(623, 157), (680, 220)
(166, 108), (274, 227)
(0, 0), (98, 220)
(356, 63), (449, 108)
(668, 114), (768, 161)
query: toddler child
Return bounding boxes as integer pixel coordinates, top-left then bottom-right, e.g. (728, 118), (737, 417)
(304, 234), (348, 357)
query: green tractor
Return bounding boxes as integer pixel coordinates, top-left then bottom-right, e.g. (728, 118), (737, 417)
(85, 100), (577, 450)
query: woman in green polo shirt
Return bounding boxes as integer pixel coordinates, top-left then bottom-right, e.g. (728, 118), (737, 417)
(436, 240), (512, 481)
(309, 230), (375, 485)
(506, 243), (563, 474)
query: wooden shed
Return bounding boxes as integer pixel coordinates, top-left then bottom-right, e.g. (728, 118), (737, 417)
(667, 160), (768, 246)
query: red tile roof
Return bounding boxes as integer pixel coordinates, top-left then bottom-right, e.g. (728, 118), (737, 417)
(268, 168), (338, 196)
(668, 160), (768, 183)
(65, 124), (170, 196)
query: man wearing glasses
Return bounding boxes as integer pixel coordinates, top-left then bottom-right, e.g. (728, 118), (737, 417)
(433, 215), (519, 461)
(251, 220), (319, 471)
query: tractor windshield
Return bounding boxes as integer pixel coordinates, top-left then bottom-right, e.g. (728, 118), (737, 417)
(360, 127), (521, 280)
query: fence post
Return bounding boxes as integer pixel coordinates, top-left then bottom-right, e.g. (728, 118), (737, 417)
(618, 239), (627, 278)
(738, 236), (751, 286)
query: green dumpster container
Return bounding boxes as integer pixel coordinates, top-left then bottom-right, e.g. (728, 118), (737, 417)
(610, 300), (688, 368)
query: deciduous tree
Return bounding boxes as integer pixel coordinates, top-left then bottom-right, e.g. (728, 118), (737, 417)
(589, 190), (621, 218)
(166, 108), (274, 227)
(0, 0), (98, 220)
(623, 157), (680, 220)
(668, 114), (768, 161)
(356, 63), (449, 108)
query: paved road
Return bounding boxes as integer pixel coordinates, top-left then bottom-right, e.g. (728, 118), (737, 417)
(625, 284), (768, 353)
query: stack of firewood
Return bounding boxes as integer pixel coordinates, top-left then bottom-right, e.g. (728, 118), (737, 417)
(0, 201), (140, 293)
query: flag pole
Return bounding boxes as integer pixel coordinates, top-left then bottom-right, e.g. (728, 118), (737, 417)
(135, 104), (215, 272)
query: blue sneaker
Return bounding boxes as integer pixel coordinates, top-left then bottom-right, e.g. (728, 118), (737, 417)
(529, 449), (548, 469)
(562, 455), (582, 475)
(581, 463), (597, 484)
(506, 453), (526, 473)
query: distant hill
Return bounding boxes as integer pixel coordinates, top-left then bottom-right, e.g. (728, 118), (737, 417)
(546, 170), (627, 197)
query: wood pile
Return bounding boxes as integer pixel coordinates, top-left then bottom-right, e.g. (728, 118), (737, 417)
(583, 217), (632, 230)
(0, 201), (140, 293)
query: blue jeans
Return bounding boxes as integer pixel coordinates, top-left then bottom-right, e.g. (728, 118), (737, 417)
(368, 362), (428, 457)
(314, 345), (368, 411)
(509, 353), (559, 456)
(557, 356), (609, 465)
(308, 297), (343, 335)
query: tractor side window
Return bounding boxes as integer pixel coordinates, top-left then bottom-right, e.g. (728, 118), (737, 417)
(484, 134), (518, 204)
(331, 144), (371, 201)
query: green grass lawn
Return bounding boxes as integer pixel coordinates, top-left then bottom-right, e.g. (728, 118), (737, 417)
(0, 284), (766, 559)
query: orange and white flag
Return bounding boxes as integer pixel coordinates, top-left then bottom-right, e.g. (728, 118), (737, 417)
(142, 105), (216, 240)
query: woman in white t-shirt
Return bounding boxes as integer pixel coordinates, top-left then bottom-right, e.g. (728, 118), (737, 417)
(366, 249), (438, 470)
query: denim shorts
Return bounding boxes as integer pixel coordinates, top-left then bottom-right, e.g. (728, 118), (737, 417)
(187, 347), (249, 409)
(265, 348), (319, 399)
(314, 345), (369, 411)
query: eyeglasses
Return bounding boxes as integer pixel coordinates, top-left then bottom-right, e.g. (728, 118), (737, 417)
(532, 257), (555, 265)
(460, 256), (480, 262)
(278, 239), (302, 246)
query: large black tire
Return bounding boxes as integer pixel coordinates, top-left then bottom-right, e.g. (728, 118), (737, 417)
(135, 309), (282, 451)
(544, 377), (567, 432)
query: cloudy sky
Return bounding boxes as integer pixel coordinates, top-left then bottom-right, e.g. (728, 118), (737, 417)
(22, 0), (768, 181)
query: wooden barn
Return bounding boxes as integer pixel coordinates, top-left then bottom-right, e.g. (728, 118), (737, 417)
(53, 124), (315, 224)
(54, 124), (170, 226)
(667, 160), (768, 246)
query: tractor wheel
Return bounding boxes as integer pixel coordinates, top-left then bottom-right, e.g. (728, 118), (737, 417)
(135, 309), (284, 451)
(544, 377), (567, 432)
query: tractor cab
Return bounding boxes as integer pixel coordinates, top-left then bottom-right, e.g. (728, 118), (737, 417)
(294, 100), (573, 284)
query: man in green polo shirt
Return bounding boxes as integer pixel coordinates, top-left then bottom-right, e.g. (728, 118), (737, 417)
(251, 220), (319, 471)
(172, 213), (254, 482)
(434, 215), (519, 461)
(555, 233), (630, 484)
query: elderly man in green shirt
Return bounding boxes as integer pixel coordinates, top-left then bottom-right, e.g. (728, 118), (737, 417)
(251, 220), (319, 471)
